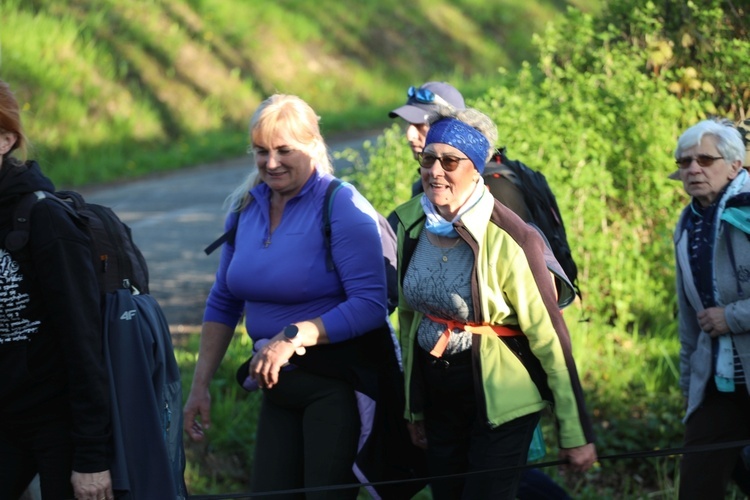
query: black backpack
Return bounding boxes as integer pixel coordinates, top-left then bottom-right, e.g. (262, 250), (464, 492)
(5, 189), (188, 498)
(484, 148), (581, 298)
(6, 190), (149, 295)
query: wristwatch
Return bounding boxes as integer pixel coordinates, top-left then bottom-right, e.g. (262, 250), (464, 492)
(283, 324), (302, 348)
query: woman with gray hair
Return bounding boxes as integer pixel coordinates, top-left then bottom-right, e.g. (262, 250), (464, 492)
(392, 106), (596, 499)
(673, 118), (750, 498)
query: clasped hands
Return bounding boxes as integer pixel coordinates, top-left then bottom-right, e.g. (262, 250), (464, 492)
(698, 307), (729, 337)
(249, 334), (305, 389)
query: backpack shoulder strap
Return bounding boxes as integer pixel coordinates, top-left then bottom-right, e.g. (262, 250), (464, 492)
(204, 220), (237, 255)
(204, 197), (253, 256)
(323, 178), (346, 272)
(483, 148), (506, 173)
(5, 190), (77, 252)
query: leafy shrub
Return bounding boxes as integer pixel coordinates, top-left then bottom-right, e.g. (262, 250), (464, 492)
(349, 1), (748, 332)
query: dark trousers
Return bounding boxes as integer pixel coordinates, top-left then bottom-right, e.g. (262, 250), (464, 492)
(0, 415), (74, 500)
(517, 468), (571, 500)
(680, 381), (750, 499)
(420, 350), (540, 500)
(251, 368), (360, 500)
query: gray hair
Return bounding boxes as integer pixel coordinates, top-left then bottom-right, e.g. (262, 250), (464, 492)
(675, 118), (745, 164)
(426, 104), (498, 163)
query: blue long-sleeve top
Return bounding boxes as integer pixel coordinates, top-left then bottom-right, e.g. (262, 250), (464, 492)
(204, 169), (387, 343)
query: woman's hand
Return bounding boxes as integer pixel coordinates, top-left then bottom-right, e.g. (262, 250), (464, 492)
(71, 470), (113, 500)
(183, 387), (212, 442)
(698, 307), (729, 337)
(250, 336), (298, 389)
(559, 442), (597, 473)
(183, 321), (236, 442)
(407, 420), (428, 450)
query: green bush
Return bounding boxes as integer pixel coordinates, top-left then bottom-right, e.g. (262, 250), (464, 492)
(347, 1), (748, 332)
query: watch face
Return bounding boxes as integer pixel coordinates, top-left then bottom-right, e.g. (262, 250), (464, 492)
(283, 325), (299, 339)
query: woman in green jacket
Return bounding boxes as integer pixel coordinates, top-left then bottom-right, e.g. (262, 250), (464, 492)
(392, 106), (597, 499)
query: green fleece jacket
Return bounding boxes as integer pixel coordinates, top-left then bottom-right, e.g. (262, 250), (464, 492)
(394, 191), (595, 449)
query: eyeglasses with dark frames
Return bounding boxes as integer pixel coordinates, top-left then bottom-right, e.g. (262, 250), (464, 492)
(418, 152), (469, 171)
(675, 154), (724, 169)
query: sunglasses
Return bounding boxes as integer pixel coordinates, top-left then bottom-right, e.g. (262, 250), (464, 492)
(418, 153), (468, 171)
(675, 154), (724, 169)
(407, 86), (451, 107)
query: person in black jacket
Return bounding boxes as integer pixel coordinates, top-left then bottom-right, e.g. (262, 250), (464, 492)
(0, 79), (113, 500)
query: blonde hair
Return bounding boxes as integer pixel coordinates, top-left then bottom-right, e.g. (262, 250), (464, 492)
(226, 94), (332, 211)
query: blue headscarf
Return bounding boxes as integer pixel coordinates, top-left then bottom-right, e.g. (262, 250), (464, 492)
(425, 117), (491, 173)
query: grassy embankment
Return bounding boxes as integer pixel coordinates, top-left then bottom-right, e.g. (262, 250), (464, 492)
(0, 0), (594, 186)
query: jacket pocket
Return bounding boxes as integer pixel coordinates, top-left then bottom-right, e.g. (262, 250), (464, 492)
(479, 334), (548, 427)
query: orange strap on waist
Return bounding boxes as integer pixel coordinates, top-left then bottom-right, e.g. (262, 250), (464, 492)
(425, 314), (522, 358)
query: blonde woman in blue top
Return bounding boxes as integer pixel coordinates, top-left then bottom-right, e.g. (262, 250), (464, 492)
(183, 94), (388, 499)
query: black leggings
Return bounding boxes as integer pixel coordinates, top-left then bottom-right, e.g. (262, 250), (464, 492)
(251, 368), (361, 500)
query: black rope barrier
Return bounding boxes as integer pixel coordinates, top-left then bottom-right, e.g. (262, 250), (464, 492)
(186, 439), (750, 499)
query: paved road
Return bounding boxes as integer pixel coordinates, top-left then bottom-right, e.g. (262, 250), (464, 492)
(81, 129), (381, 330)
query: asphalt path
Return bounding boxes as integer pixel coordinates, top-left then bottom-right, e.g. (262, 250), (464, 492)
(80, 129), (382, 330)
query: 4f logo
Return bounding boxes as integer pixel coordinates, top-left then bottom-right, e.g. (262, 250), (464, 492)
(120, 310), (137, 321)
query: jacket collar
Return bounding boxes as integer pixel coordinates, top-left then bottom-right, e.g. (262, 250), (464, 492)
(395, 188), (494, 240)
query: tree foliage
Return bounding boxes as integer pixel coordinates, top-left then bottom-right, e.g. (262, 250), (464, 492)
(597, 0), (749, 118)
(349, 0), (749, 332)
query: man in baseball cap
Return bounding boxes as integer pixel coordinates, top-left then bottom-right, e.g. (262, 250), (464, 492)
(389, 82), (466, 163)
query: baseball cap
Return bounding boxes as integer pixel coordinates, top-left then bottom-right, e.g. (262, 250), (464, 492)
(388, 82), (465, 124)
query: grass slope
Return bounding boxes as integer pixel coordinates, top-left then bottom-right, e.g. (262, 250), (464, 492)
(1, 0), (597, 186)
